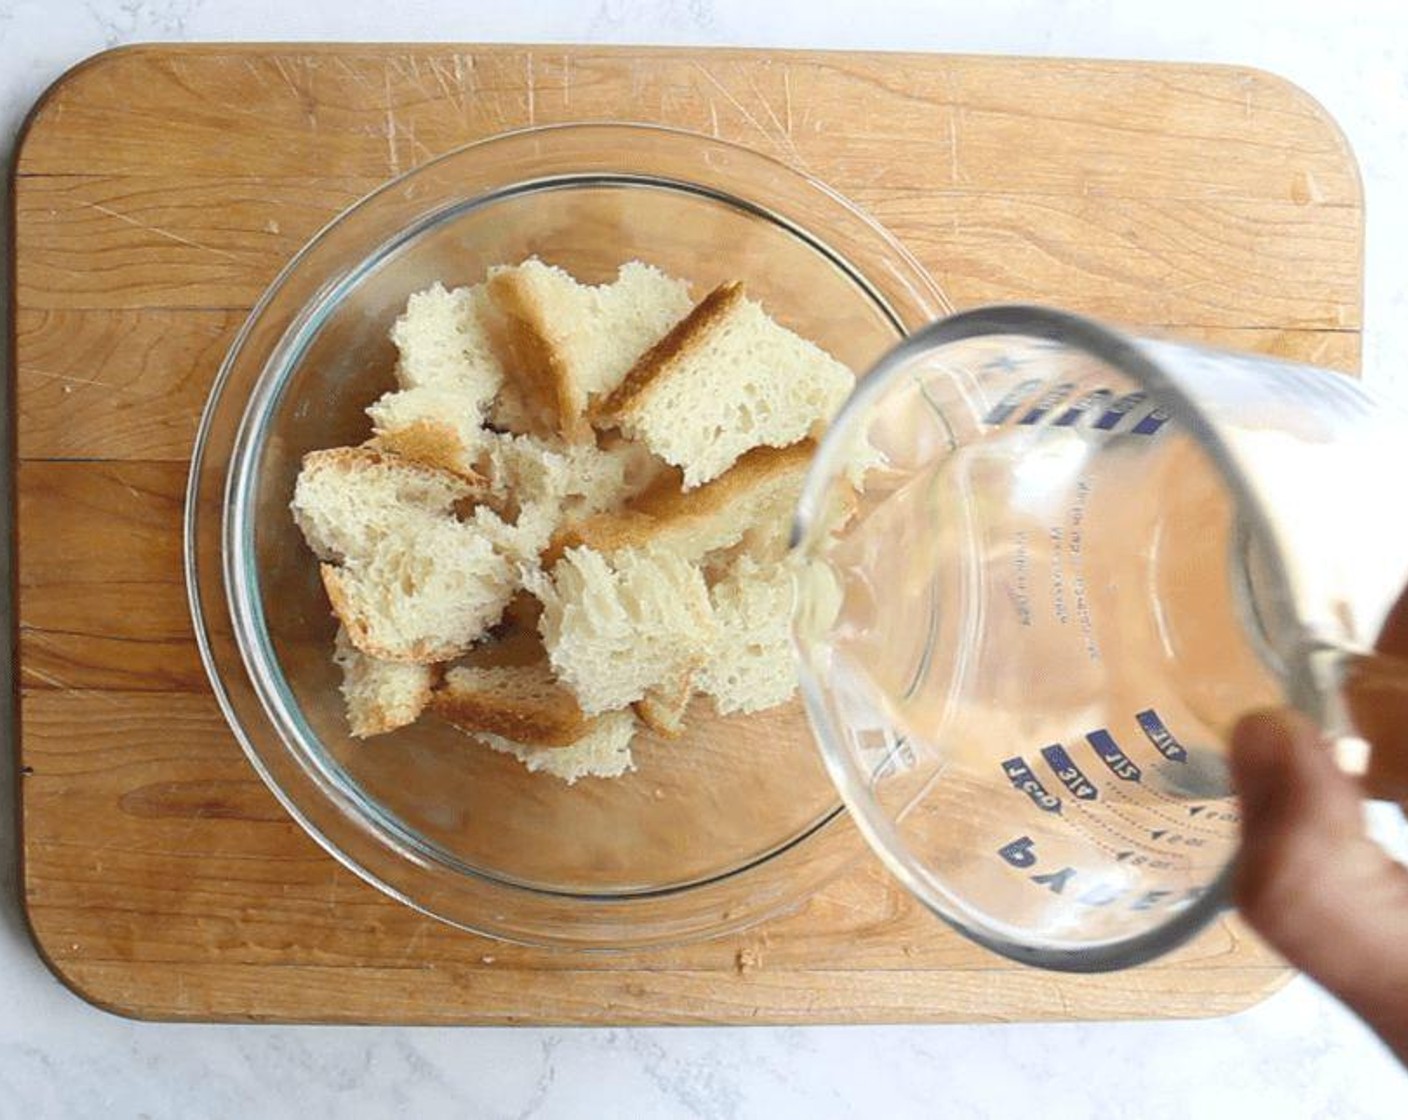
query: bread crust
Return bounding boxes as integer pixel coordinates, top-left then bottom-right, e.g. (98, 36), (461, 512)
(366, 419), (487, 488)
(485, 269), (592, 443)
(633, 671), (695, 737)
(430, 665), (593, 748)
(335, 630), (435, 739)
(301, 443), (481, 493)
(544, 439), (814, 566)
(594, 280), (745, 425)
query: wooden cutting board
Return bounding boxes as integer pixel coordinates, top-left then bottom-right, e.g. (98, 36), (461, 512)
(12, 44), (1362, 1024)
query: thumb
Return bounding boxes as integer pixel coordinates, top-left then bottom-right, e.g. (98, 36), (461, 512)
(1232, 707), (1408, 1060)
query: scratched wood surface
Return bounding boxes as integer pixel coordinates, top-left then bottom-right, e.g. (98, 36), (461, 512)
(12, 44), (1362, 1024)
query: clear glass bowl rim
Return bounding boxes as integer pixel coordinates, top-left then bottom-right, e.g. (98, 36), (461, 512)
(185, 121), (953, 948)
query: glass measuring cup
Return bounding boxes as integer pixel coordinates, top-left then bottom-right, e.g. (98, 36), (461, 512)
(792, 306), (1408, 971)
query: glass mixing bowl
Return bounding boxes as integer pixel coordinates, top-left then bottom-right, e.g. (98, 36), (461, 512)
(186, 123), (950, 947)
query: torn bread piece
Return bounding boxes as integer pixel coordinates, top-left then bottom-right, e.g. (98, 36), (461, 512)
(366, 403), (660, 562)
(367, 420), (481, 483)
(390, 282), (505, 410)
(390, 279), (548, 435)
(431, 663), (595, 747)
(292, 447), (521, 663)
(319, 517), (519, 664)
(546, 440), (813, 566)
(333, 626), (434, 738)
(534, 545), (716, 716)
(366, 385), (488, 480)
(597, 281), (853, 488)
(291, 446), (484, 564)
(485, 259), (692, 442)
(698, 554), (798, 716)
(434, 610), (643, 781)
(475, 709), (638, 784)
(633, 671), (694, 738)
(482, 431), (657, 521)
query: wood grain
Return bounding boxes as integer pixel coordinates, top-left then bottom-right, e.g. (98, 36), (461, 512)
(15, 314), (1359, 463)
(13, 43), (1360, 1024)
(52, 961), (1286, 1026)
(14, 308), (242, 462)
(23, 689), (1278, 1023)
(18, 48), (1358, 204)
(15, 178), (1360, 324)
(860, 191), (1361, 330)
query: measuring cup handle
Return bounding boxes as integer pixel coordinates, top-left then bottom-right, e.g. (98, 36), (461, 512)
(1336, 649), (1408, 804)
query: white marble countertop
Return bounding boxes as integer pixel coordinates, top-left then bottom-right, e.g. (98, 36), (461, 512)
(4, 1), (1408, 1117)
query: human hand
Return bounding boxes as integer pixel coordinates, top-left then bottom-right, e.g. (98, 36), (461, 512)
(1231, 591), (1408, 1063)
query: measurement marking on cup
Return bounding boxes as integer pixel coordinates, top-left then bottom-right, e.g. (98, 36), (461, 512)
(1019, 714), (1234, 835)
(996, 711), (1240, 900)
(1148, 830), (1208, 848)
(1002, 756), (1170, 858)
(1136, 709), (1188, 762)
(1114, 850), (1179, 870)
(1000, 757), (1061, 813)
(1130, 408), (1171, 436)
(1065, 800), (1158, 856)
(1080, 726), (1234, 836)
(1121, 710), (1238, 826)
(1102, 795), (1233, 840)
(1054, 388), (1113, 427)
(982, 376), (1043, 424)
(996, 835), (1205, 911)
(983, 379), (1174, 437)
(1017, 382), (1076, 425)
(1039, 744), (1098, 800)
(1092, 391), (1148, 431)
(1085, 730), (1142, 782)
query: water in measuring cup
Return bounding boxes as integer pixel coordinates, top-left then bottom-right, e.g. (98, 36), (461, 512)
(813, 399), (1288, 946)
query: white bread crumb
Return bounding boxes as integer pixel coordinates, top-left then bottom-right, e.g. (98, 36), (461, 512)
(537, 545), (716, 715)
(603, 282), (853, 488)
(699, 555), (799, 715)
(475, 709), (638, 783)
(390, 282), (504, 411)
(292, 448), (520, 663)
(485, 259), (692, 441)
(291, 447), (478, 564)
(333, 627), (433, 738)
